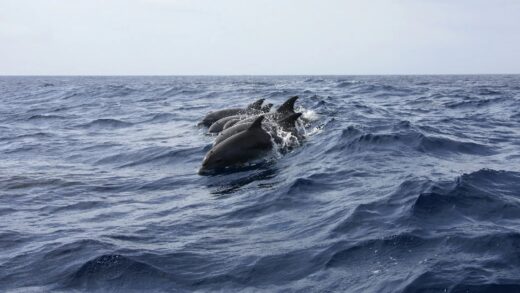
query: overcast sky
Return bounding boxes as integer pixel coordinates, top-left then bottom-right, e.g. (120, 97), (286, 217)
(1, 0), (519, 75)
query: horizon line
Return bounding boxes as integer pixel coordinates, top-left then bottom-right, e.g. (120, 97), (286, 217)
(1, 73), (519, 77)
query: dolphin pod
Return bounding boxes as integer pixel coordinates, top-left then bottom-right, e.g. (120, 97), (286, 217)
(199, 98), (265, 127)
(213, 112), (303, 147)
(200, 116), (273, 173)
(198, 96), (304, 174)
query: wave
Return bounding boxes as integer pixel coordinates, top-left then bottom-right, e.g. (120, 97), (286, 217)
(267, 90), (297, 98)
(404, 275), (520, 293)
(100, 85), (137, 98)
(328, 190), (520, 291)
(329, 126), (495, 157)
(444, 96), (507, 108)
(325, 232), (430, 268)
(144, 113), (178, 123)
(0, 132), (53, 142)
(350, 83), (416, 96)
(64, 254), (175, 291)
(204, 165), (278, 195)
(119, 146), (202, 168)
(473, 87), (503, 96)
(0, 230), (34, 251)
(2, 75), (520, 292)
(60, 92), (82, 100)
(28, 114), (67, 120)
(0, 175), (82, 190)
(79, 118), (134, 129)
(336, 81), (357, 88)
(333, 169), (520, 235)
(400, 232), (520, 292)
(94, 146), (203, 168)
(49, 201), (105, 213)
(160, 86), (183, 96)
(411, 169), (520, 223)
(160, 85), (207, 97)
(330, 168), (520, 249)
(190, 250), (320, 288)
(304, 78), (326, 83)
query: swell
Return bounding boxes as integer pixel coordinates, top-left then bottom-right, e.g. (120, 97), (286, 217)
(0, 175), (83, 190)
(444, 96), (508, 108)
(326, 169), (520, 290)
(143, 113), (178, 123)
(79, 118), (134, 129)
(94, 146), (203, 168)
(0, 132), (54, 142)
(411, 169), (520, 223)
(218, 174), (331, 218)
(1, 76), (520, 292)
(332, 169), (520, 237)
(63, 254), (179, 291)
(0, 239), (116, 290)
(27, 114), (68, 120)
(348, 82), (417, 96)
(327, 125), (495, 157)
(322, 231), (520, 292)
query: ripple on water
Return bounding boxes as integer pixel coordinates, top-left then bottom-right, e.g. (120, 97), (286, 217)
(1, 75), (520, 291)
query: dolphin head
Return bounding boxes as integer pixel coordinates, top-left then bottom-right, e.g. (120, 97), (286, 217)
(199, 149), (228, 174)
(199, 140), (254, 174)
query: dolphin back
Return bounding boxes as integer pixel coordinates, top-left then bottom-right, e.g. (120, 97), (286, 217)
(247, 98), (265, 110)
(276, 96), (299, 115)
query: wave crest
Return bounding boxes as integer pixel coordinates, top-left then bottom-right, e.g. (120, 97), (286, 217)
(79, 118), (133, 129)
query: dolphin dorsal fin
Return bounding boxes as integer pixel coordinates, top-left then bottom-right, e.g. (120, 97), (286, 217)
(278, 112), (302, 128)
(276, 96), (299, 114)
(261, 103), (273, 112)
(247, 98), (265, 110)
(248, 115), (264, 130)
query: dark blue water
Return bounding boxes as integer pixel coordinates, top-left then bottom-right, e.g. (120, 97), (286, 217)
(1, 75), (520, 292)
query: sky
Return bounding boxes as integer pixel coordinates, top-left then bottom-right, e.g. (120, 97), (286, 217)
(1, 0), (519, 75)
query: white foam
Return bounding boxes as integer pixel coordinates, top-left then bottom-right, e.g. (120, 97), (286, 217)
(295, 107), (322, 137)
(299, 107), (319, 122)
(304, 125), (323, 137)
(263, 106), (321, 157)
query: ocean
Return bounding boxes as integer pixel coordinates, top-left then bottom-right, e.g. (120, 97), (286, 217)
(1, 75), (520, 292)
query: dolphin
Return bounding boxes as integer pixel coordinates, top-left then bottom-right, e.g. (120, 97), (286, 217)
(208, 115), (244, 134)
(230, 96), (299, 127)
(213, 112), (303, 146)
(222, 103), (273, 130)
(207, 101), (274, 133)
(199, 98), (264, 127)
(277, 112), (303, 135)
(261, 103), (273, 113)
(199, 116), (272, 174)
(213, 121), (255, 146)
(222, 118), (241, 130)
(275, 96), (298, 117)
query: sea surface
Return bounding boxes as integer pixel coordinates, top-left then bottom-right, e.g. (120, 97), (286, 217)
(1, 75), (520, 292)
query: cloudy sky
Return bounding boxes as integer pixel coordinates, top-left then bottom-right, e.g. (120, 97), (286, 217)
(1, 0), (519, 75)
